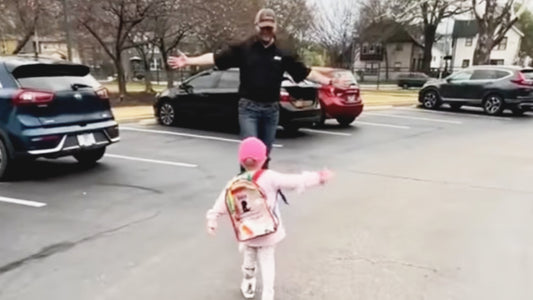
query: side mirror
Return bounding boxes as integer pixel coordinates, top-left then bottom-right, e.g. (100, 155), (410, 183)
(179, 82), (193, 93)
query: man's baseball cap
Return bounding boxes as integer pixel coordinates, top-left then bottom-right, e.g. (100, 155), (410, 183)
(255, 8), (276, 28)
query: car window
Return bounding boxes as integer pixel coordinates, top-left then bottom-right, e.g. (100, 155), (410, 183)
(187, 72), (220, 89)
(449, 71), (473, 82)
(471, 69), (510, 80)
(217, 71), (239, 88)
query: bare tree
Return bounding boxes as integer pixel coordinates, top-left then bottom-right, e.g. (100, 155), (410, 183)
(75, 0), (163, 98)
(472, 0), (527, 65)
(310, 0), (358, 68)
(394, 0), (469, 73)
(0, 0), (60, 54)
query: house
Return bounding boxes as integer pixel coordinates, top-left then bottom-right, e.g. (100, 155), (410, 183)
(451, 19), (523, 69)
(354, 20), (425, 80)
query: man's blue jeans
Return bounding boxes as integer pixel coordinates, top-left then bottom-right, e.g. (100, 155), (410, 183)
(238, 98), (279, 157)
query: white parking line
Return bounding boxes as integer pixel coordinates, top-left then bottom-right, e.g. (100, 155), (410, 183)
(105, 154), (198, 168)
(354, 121), (411, 130)
(363, 112), (463, 124)
(395, 107), (514, 120)
(119, 126), (284, 148)
(364, 105), (393, 111)
(300, 128), (352, 136)
(0, 196), (47, 208)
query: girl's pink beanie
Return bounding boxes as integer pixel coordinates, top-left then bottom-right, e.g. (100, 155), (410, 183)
(238, 137), (267, 165)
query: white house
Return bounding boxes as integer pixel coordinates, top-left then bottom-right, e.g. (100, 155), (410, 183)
(451, 19), (523, 69)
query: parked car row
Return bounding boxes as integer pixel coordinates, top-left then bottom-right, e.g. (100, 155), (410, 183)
(418, 65), (533, 116)
(153, 68), (364, 131)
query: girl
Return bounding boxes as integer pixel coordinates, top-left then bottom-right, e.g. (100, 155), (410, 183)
(206, 137), (333, 300)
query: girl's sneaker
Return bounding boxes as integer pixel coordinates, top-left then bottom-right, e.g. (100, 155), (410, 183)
(240, 277), (256, 299)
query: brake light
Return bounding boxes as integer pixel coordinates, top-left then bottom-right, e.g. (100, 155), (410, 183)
(12, 90), (54, 106)
(96, 87), (109, 100)
(512, 72), (533, 86)
(280, 89), (291, 102)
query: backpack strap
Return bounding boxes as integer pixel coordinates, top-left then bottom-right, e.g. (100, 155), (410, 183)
(252, 169), (266, 183)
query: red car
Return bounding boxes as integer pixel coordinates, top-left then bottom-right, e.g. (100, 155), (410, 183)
(315, 68), (364, 127)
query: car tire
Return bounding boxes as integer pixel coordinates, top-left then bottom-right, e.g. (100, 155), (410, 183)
(483, 94), (505, 116)
(74, 147), (106, 166)
(421, 90), (441, 109)
(158, 101), (177, 126)
(450, 103), (462, 110)
(0, 139), (12, 181)
(512, 107), (525, 116)
(336, 116), (356, 127)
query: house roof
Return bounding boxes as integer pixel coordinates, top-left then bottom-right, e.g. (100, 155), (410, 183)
(359, 20), (424, 48)
(452, 19), (524, 38)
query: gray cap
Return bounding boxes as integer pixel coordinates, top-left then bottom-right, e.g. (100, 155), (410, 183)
(255, 8), (276, 28)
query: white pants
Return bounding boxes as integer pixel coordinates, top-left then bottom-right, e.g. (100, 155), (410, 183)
(241, 244), (276, 300)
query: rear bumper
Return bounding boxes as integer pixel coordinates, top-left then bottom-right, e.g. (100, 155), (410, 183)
(323, 99), (364, 118)
(279, 103), (321, 126)
(506, 96), (533, 110)
(12, 120), (119, 158)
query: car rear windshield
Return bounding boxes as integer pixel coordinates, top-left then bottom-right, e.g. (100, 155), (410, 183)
(12, 64), (100, 91)
(521, 70), (533, 80)
(334, 71), (357, 83)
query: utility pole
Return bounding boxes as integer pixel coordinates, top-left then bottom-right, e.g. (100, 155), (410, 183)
(61, 0), (73, 61)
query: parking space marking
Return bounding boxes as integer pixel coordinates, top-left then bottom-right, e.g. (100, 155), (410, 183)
(394, 107), (514, 120)
(105, 154), (198, 168)
(363, 112), (463, 124)
(299, 128), (352, 136)
(364, 105), (393, 111)
(354, 121), (411, 130)
(119, 126), (284, 148)
(0, 196), (47, 208)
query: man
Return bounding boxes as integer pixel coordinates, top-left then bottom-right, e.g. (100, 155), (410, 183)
(168, 8), (350, 170)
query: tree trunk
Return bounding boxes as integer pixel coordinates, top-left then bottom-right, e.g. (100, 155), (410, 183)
(142, 59), (155, 93)
(473, 30), (493, 65)
(12, 30), (35, 54)
(383, 44), (389, 80)
(114, 52), (127, 101)
(422, 25), (437, 74)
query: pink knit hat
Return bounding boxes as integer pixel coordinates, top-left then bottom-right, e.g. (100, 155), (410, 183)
(238, 137), (267, 166)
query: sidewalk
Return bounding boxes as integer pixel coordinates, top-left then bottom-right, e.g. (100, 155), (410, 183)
(111, 91), (418, 123)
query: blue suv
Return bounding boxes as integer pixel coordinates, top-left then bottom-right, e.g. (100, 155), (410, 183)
(0, 56), (120, 179)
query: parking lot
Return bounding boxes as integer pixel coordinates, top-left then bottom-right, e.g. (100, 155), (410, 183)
(1, 106), (533, 299)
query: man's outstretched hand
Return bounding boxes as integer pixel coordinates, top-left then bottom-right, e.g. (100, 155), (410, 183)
(168, 52), (189, 69)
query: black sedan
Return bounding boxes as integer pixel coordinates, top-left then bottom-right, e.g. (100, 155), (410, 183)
(153, 68), (321, 132)
(419, 65), (533, 116)
(397, 72), (431, 89)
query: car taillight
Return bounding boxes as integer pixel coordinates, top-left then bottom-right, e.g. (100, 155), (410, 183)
(96, 87), (109, 100)
(280, 89), (291, 102)
(12, 90), (54, 106)
(512, 72), (533, 86)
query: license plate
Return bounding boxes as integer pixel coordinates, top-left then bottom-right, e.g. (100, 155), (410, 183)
(347, 95), (356, 102)
(77, 133), (96, 147)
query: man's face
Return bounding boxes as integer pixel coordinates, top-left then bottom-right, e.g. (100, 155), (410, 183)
(258, 26), (275, 43)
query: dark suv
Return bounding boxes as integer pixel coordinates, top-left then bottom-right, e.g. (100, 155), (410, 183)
(0, 56), (120, 179)
(419, 65), (533, 115)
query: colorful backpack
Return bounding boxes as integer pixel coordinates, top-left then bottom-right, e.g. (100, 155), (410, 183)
(225, 170), (278, 242)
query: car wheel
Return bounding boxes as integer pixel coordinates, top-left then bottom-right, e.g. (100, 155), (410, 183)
(336, 116), (356, 127)
(74, 147), (106, 166)
(421, 90), (441, 109)
(450, 103), (462, 111)
(158, 101), (176, 126)
(483, 94), (505, 116)
(0, 139), (12, 181)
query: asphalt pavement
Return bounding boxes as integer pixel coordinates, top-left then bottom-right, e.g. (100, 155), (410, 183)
(1, 105), (532, 300)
